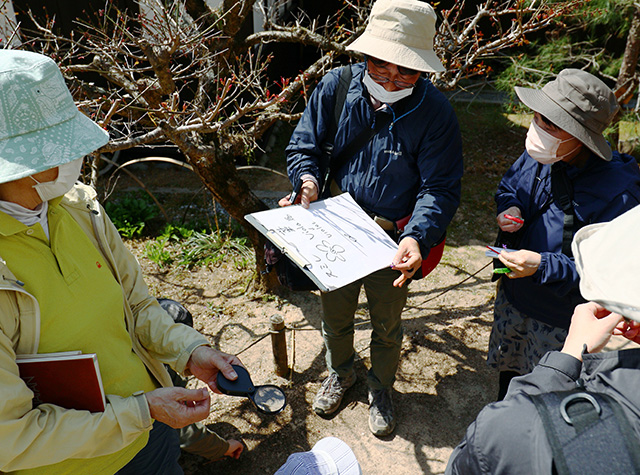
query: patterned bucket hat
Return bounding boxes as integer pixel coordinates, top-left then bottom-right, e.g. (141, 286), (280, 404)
(0, 50), (109, 184)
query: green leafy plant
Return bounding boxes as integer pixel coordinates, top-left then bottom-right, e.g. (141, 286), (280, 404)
(144, 236), (174, 267)
(105, 195), (159, 238)
(143, 224), (197, 267)
(177, 231), (254, 269)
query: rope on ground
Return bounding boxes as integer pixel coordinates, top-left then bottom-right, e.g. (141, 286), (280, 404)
(233, 261), (493, 355)
(414, 261), (492, 308)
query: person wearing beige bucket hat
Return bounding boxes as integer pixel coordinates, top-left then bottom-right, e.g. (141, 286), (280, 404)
(0, 50), (245, 473)
(447, 205), (640, 475)
(487, 69), (640, 400)
(280, 0), (463, 436)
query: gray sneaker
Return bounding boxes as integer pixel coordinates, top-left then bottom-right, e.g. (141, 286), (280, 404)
(368, 388), (396, 436)
(312, 372), (357, 416)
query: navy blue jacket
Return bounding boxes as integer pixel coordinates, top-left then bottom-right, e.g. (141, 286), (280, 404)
(495, 150), (640, 328)
(285, 63), (463, 256)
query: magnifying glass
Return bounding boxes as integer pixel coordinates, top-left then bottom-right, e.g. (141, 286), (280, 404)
(216, 364), (287, 415)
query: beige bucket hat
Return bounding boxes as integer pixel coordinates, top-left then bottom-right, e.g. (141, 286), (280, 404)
(0, 50), (109, 184)
(515, 69), (618, 161)
(573, 205), (640, 322)
(346, 0), (445, 73)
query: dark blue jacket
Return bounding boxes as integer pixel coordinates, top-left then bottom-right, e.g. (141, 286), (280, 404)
(285, 62), (463, 255)
(495, 150), (640, 328)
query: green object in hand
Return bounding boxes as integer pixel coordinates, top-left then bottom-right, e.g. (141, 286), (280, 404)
(493, 267), (512, 274)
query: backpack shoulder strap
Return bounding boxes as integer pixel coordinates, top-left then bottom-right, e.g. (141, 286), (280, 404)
(320, 65), (352, 196)
(551, 162), (579, 257)
(530, 390), (640, 475)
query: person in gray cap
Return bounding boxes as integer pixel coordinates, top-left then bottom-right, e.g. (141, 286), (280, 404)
(489, 68), (640, 399)
(0, 49), (243, 473)
(446, 205), (640, 475)
(279, 0), (463, 436)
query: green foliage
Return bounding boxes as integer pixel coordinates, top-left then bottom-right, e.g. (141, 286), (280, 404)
(177, 231), (254, 269)
(143, 224), (197, 267)
(141, 222), (254, 269)
(493, 0), (636, 97)
(105, 194), (158, 238)
(144, 236), (174, 267)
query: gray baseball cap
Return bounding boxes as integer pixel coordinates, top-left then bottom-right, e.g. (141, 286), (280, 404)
(573, 205), (640, 322)
(0, 50), (109, 184)
(515, 69), (618, 161)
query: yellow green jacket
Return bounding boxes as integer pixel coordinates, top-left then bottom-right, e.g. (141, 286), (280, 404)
(0, 184), (209, 472)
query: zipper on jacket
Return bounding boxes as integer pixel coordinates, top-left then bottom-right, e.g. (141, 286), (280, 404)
(2, 275), (25, 287)
(388, 86), (427, 131)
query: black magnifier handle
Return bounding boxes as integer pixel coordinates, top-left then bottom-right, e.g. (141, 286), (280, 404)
(216, 364), (255, 397)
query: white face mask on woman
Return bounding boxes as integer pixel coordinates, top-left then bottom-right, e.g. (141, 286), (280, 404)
(362, 71), (414, 104)
(30, 158), (83, 202)
(525, 119), (580, 165)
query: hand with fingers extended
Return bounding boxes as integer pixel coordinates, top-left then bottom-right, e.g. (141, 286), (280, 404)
(144, 387), (211, 429)
(497, 206), (524, 233)
(278, 180), (318, 209)
(186, 346), (243, 393)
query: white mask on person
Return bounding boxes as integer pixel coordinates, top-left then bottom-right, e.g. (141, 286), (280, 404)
(525, 119), (580, 165)
(362, 71), (414, 104)
(30, 158), (83, 202)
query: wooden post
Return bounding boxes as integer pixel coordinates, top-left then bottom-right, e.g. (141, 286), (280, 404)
(270, 314), (288, 377)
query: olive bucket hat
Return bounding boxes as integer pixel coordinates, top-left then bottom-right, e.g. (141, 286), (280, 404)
(573, 205), (640, 322)
(346, 0), (445, 73)
(515, 69), (618, 161)
(0, 50), (109, 184)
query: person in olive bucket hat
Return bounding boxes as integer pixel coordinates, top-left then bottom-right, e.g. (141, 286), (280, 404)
(489, 68), (640, 400)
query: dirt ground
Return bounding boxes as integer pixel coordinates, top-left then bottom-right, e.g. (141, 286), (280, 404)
(130, 238), (497, 475)
(109, 149), (500, 474)
(106, 104), (638, 474)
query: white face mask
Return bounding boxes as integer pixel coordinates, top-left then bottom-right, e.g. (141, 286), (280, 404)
(30, 158), (83, 202)
(525, 119), (580, 165)
(362, 71), (414, 104)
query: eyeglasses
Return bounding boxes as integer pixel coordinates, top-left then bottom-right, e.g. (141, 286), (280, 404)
(367, 57), (420, 89)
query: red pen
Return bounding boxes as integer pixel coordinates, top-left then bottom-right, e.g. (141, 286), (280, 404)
(504, 214), (524, 224)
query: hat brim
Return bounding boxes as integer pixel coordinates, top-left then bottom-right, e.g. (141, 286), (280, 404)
(0, 111), (109, 184)
(573, 209), (640, 322)
(312, 437), (362, 475)
(347, 34), (444, 73)
(515, 86), (612, 161)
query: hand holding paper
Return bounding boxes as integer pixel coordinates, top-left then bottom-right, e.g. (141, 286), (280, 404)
(496, 249), (541, 279)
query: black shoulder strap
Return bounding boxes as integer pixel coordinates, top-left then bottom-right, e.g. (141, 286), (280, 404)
(329, 113), (391, 181)
(320, 65), (352, 196)
(320, 64), (393, 197)
(530, 390), (640, 475)
(551, 162), (578, 257)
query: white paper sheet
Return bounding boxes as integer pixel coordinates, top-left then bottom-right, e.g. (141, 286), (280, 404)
(245, 193), (399, 291)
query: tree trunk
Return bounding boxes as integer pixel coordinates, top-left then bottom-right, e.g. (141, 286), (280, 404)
(612, 3), (640, 150)
(616, 3), (640, 94)
(163, 129), (280, 291)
